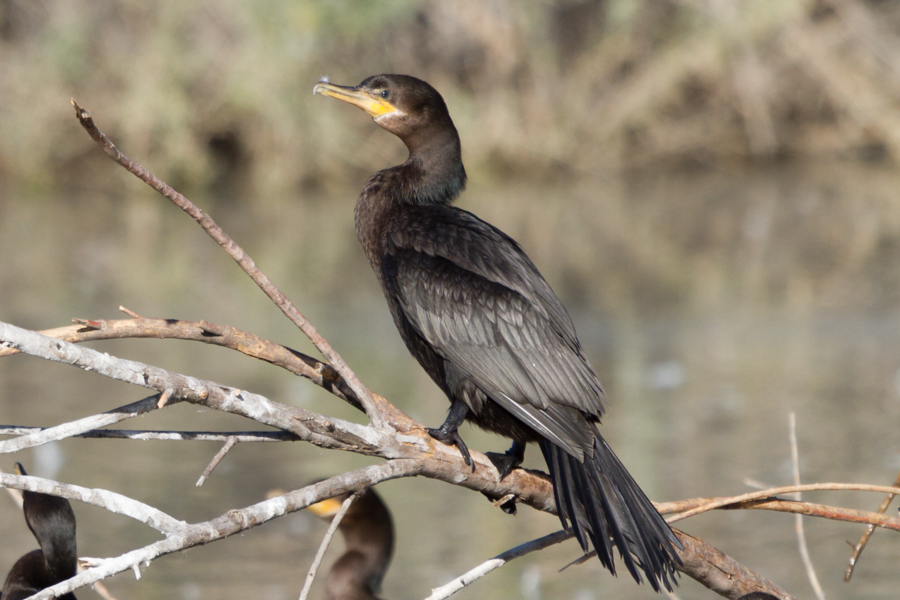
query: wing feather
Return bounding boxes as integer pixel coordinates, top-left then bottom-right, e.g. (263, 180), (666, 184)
(383, 206), (606, 456)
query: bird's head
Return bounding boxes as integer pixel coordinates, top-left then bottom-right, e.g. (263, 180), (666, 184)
(314, 74), (455, 150)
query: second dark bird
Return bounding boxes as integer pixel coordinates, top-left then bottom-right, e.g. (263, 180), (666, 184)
(314, 74), (681, 591)
(307, 489), (394, 600)
(2, 463), (78, 600)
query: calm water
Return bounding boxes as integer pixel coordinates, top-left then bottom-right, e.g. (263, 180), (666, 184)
(2, 164), (900, 599)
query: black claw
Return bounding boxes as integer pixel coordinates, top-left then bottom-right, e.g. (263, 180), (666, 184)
(426, 400), (475, 471)
(427, 426), (475, 470)
(485, 452), (518, 479)
(485, 440), (526, 479)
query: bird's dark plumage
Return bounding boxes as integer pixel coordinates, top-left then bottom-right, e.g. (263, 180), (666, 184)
(314, 74), (681, 591)
(2, 463), (78, 600)
(307, 489), (394, 600)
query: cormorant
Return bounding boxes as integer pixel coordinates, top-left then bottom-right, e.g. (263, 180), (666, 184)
(2, 463), (78, 600)
(313, 74), (681, 590)
(307, 489), (394, 600)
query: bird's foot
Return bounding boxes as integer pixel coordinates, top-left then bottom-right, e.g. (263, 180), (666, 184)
(426, 426), (475, 471)
(485, 440), (526, 480)
(485, 452), (521, 480)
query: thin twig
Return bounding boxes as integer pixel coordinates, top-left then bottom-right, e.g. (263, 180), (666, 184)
(298, 491), (362, 600)
(844, 464), (900, 581)
(77, 562), (119, 600)
(424, 530), (572, 600)
(119, 306), (141, 319)
(0, 426), (297, 443)
(70, 100), (386, 430)
(157, 388), (173, 409)
(0, 394), (163, 454)
(664, 483), (900, 522)
(722, 497), (900, 530)
(789, 412), (824, 600)
(196, 438), (238, 487)
(0, 316), (361, 410)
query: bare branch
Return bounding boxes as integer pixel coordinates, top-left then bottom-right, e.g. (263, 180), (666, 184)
(0, 426), (297, 443)
(24, 461), (422, 600)
(0, 394), (161, 454)
(196, 438), (238, 486)
(424, 530), (571, 600)
(0, 471), (183, 534)
(0, 316), (361, 410)
(0, 321), (382, 456)
(789, 412), (824, 600)
(0, 320), (558, 514)
(0, 320), (207, 402)
(674, 532), (795, 599)
(426, 525), (797, 600)
(70, 100), (386, 430)
(664, 483), (900, 523)
(722, 497), (900, 530)
(844, 466), (900, 581)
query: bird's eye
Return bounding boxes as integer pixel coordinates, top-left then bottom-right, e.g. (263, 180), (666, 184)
(380, 89), (391, 99)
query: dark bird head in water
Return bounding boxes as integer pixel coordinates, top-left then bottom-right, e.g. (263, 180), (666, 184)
(307, 488), (394, 600)
(2, 463), (78, 600)
(19, 465), (77, 583)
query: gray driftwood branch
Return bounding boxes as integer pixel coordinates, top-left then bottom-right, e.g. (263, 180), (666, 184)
(0, 318), (826, 600)
(8, 462), (422, 600)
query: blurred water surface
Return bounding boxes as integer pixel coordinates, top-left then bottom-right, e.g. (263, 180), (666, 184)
(2, 164), (900, 599)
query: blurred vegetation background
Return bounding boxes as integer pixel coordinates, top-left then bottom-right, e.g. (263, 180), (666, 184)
(4, 0), (900, 190)
(4, 0), (900, 317)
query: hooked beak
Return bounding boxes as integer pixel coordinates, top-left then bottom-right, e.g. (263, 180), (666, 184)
(313, 81), (397, 119)
(306, 496), (343, 518)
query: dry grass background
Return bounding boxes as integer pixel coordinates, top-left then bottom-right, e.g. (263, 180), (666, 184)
(4, 0), (900, 315)
(3, 0), (900, 193)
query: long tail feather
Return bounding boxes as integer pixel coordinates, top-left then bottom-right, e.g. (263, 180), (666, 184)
(540, 432), (682, 592)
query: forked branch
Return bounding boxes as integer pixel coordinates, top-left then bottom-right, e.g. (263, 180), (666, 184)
(69, 100), (386, 430)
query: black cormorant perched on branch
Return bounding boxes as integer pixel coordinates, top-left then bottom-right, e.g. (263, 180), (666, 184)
(307, 489), (394, 600)
(2, 463), (78, 600)
(313, 74), (681, 591)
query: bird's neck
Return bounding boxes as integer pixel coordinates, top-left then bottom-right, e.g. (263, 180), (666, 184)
(338, 517), (394, 592)
(42, 537), (77, 581)
(396, 122), (467, 206)
(355, 129), (466, 269)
